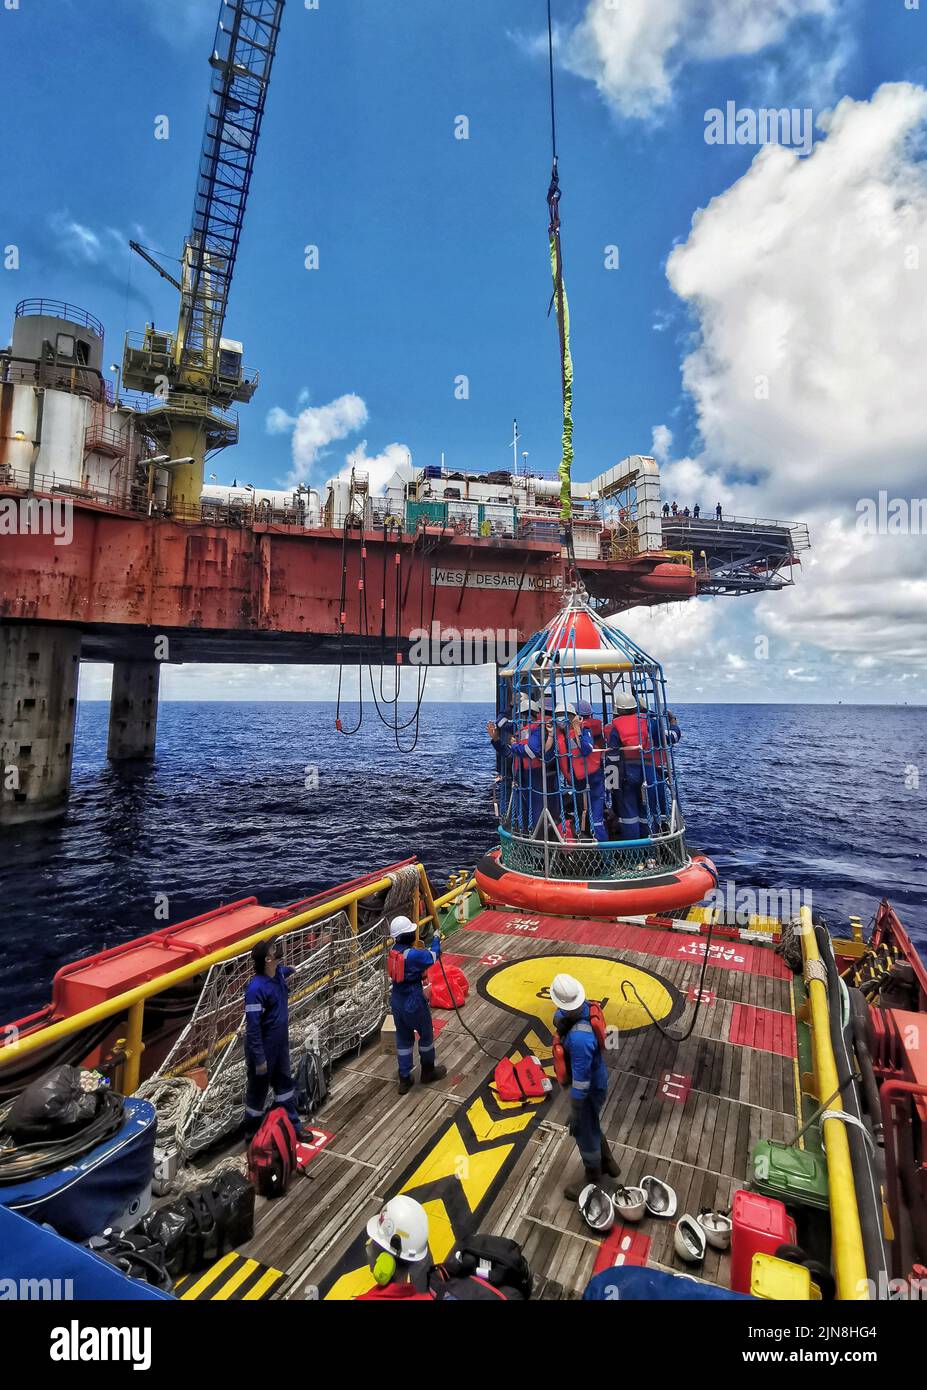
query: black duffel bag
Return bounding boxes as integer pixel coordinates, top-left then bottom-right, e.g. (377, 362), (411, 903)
(142, 1168), (255, 1278)
(87, 1229), (172, 1292)
(434, 1234), (533, 1300)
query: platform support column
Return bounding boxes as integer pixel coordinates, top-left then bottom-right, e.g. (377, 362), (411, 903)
(107, 659), (160, 762)
(0, 623), (81, 826)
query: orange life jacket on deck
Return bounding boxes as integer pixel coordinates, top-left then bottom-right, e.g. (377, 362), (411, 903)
(606, 713), (652, 761)
(552, 1002), (607, 1087)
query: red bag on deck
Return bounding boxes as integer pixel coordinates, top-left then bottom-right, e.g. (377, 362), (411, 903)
(491, 1056), (551, 1102)
(427, 962), (469, 1009)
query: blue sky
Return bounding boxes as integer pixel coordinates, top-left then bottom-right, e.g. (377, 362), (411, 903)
(3, 1), (926, 703)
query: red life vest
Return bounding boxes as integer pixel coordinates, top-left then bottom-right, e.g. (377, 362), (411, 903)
(607, 713), (651, 760)
(582, 718), (604, 775)
(492, 1055), (551, 1102)
(552, 1002), (607, 1087)
(555, 727), (602, 782)
(388, 949), (406, 983)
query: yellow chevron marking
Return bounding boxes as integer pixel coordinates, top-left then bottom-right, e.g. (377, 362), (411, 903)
(524, 1028), (553, 1060)
(241, 1266), (285, 1301)
(421, 1197), (456, 1262)
(179, 1251), (239, 1300)
(326, 1265), (378, 1301)
(400, 1121), (514, 1211)
(468, 1094), (536, 1141)
(212, 1258), (260, 1300)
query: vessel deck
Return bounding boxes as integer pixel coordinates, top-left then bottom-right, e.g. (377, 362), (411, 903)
(220, 907), (797, 1300)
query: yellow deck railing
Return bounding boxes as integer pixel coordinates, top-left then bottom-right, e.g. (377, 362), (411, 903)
(0, 866), (475, 1096)
(799, 905), (869, 1300)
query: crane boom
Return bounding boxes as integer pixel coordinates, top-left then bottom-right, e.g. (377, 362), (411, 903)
(178, 0), (285, 380)
(122, 0), (285, 512)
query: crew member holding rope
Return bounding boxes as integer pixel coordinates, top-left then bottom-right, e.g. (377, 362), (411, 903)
(243, 938), (311, 1142)
(551, 972), (620, 1199)
(388, 915), (447, 1096)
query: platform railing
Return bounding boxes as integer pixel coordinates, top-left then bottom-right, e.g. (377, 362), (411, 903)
(0, 864), (471, 1097)
(499, 826), (689, 880)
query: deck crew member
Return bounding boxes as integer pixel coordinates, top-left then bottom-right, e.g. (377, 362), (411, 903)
(243, 938), (310, 1142)
(551, 973), (620, 1199)
(573, 699), (607, 841)
(388, 915), (447, 1096)
(605, 691), (652, 840)
(356, 1196), (434, 1301)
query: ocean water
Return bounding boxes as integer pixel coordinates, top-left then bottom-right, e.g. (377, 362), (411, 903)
(1, 700), (925, 1019)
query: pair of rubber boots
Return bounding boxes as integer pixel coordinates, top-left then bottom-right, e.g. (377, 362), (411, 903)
(397, 1061), (447, 1096)
(563, 1136), (621, 1200)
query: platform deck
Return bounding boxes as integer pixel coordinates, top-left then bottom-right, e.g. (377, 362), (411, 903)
(231, 907), (797, 1299)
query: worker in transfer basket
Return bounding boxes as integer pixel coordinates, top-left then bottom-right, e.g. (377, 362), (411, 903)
(243, 938), (311, 1142)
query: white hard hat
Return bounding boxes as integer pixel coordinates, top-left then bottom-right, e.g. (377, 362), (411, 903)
(579, 1184), (616, 1233)
(550, 973), (585, 1011)
(613, 691), (637, 713)
(366, 1195), (429, 1262)
(389, 915), (416, 940)
(554, 703), (577, 718)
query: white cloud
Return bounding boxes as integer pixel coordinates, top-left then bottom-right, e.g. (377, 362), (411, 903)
(337, 441), (413, 497)
(758, 517), (927, 677)
(139, 0), (213, 48)
(562, 0), (838, 120)
(666, 83), (927, 517)
(267, 393), (369, 485)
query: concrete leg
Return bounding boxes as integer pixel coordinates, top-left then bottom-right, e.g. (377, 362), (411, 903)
(0, 623), (81, 826)
(107, 659), (160, 761)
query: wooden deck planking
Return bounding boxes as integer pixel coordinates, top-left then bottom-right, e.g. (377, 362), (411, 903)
(227, 909), (798, 1298)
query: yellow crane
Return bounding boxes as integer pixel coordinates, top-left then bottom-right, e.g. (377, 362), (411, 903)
(122, 0), (286, 513)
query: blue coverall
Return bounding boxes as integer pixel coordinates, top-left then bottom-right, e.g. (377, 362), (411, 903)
(647, 713), (681, 821)
(390, 936), (442, 1079)
(607, 721), (646, 841)
(243, 964), (300, 1139)
(554, 1002), (609, 1173)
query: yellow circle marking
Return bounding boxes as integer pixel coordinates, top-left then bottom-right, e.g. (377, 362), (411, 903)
(484, 953), (674, 1034)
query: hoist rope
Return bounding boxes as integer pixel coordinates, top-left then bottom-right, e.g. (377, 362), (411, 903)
(546, 0), (576, 557)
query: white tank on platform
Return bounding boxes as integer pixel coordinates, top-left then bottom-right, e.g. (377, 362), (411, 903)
(1, 300), (138, 505)
(199, 484), (320, 527)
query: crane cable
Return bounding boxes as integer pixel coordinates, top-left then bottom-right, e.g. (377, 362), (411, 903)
(546, 0), (576, 576)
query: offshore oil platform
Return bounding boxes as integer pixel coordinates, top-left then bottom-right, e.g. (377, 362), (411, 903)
(0, 0), (808, 827)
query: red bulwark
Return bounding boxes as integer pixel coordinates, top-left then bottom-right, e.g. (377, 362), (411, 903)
(467, 912), (790, 980)
(728, 1004), (796, 1058)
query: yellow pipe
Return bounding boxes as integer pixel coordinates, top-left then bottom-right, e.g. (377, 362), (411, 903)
(123, 1000), (146, 1096)
(432, 877), (475, 911)
(799, 905), (869, 1300)
(0, 874), (396, 1075)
